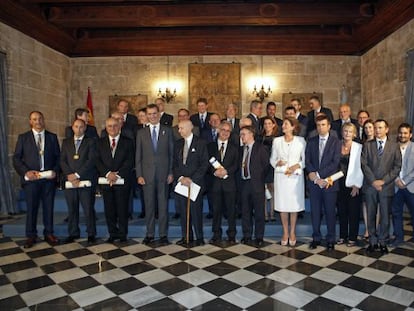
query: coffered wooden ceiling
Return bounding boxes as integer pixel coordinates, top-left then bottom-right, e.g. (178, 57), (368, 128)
(0, 0), (413, 57)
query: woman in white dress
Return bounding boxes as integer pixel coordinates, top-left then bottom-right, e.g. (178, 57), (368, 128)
(270, 117), (306, 246)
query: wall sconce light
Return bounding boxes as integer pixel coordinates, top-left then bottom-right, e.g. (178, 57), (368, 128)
(252, 56), (272, 101)
(156, 56), (177, 103)
(157, 87), (177, 103)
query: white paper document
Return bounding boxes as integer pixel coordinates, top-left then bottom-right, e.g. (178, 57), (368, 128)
(174, 181), (201, 202)
(65, 180), (92, 189)
(98, 177), (125, 185)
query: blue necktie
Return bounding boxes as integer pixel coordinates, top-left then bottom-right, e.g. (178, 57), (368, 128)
(378, 140), (384, 156)
(152, 126), (158, 152)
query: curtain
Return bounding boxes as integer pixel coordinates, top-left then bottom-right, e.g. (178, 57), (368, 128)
(407, 50), (414, 125)
(0, 52), (15, 215)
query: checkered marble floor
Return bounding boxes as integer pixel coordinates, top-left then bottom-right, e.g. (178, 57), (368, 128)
(0, 229), (413, 310)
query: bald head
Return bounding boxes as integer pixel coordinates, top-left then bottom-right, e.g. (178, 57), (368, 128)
(178, 120), (193, 138)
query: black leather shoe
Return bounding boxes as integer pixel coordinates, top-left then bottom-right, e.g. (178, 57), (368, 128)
(159, 236), (169, 244)
(24, 237), (37, 249)
(241, 237), (251, 244)
(195, 239), (205, 246)
(366, 243), (378, 253)
(309, 240), (321, 249)
(142, 236), (154, 245)
(379, 244), (389, 255)
(176, 238), (192, 245)
(87, 236), (96, 243)
(119, 236), (127, 242)
(106, 237), (116, 243)
(45, 234), (60, 245)
(209, 236), (222, 243)
(255, 238), (264, 247)
(227, 237), (236, 244)
(327, 242), (335, 250)
(64, 235), (80, 244)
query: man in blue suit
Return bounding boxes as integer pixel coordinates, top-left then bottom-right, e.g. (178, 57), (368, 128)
(13, 111), (60, 248)
(305, 114), (341, 250)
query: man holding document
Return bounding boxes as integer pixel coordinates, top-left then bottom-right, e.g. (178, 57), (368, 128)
(13, 111), (60, 248)
(173, 120), (208, 246)
(60, 119), (97, 243)
(305, 114), (341, 250)
(96, 117), (134, 243)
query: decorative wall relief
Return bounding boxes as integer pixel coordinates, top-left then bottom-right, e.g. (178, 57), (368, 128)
(189, 63), (241, 119)
(108, 94), (148, 116)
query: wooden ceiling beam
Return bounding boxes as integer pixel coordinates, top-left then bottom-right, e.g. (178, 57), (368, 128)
(47, 2), (370, 28)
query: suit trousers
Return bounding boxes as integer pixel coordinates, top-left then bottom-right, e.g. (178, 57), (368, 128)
(176, 192), (203, 240)
(337, 183), (361, 241)
(309, 185), (337, 243)
(240, 180), (265, 239)
(211, 187), (236, 239)
(142, 178), (169, 238)
(64, 187), (96, 237)
(102, 185), (130, 239)
(24, 180), (56, 237)
(392, 188), (414, 242)
(364, 187), (391, 245)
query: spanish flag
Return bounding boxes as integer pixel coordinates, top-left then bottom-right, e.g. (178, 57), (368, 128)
(86, 87), (94, 126)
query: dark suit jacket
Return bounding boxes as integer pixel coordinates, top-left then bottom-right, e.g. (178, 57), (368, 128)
(135, 125), (174, 183)
(361, 139), (402, 196)
(247, 113), (261, 136)
(207, 141), (239, 192)
(124, 113), (139, 137)
(60, 137), (96, 182)
(173, 135), (209, 187)
(13, 130), (60, 184)
(239, 142), (269, 193)
(200, 127), (219, 143)
(96, 136), (134, 187)
(190, 112), (213, 130)
(65, 125), (99, 140)
(305, 134), (341, 192)
(306, 107), (334, 135)
(331, 118), (358, 139)
(223, 118), (240, 133)
(160, 113), (174, 127)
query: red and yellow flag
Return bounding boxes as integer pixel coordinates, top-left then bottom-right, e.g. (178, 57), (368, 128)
(86, 87), (94, 126)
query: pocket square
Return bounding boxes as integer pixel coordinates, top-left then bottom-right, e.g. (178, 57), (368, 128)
(191, 148), (196, 152)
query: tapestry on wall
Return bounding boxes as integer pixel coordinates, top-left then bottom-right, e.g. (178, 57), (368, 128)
(282, 92), (323, 115)
(189, 63), (241, 119)
(108, 94), (148, 116)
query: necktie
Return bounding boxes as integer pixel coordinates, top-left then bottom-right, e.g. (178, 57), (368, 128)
(200, 115), (205, 128)
(183, 139), (189, 164)
(212, 129), (217, 141)
(243, 145), (250, 178)
(378, 140), (384, 156)
(111, 138), (116, 157)
(37, 133), (43, 169)
(220, 142), (225, 162)
(319, 137), (326, 164)
(75, 139), (81, 154)
(152, 126), (158, 151)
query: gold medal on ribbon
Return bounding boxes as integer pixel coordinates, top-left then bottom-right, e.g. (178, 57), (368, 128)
(73, 154), (79, 160)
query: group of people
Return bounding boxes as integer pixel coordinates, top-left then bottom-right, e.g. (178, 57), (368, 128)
(13, 96), (414, 255)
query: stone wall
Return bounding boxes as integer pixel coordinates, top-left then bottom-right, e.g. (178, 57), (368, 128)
(0, 22), (71, 187)
(361, 19), (414, 133)
(70, 55), (361, 131)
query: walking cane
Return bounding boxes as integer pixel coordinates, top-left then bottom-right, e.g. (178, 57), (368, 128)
(186, 184), (191, 244)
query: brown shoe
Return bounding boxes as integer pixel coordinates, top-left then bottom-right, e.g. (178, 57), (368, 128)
(24, 237), (37, 249)
(44, 234), (60, 245)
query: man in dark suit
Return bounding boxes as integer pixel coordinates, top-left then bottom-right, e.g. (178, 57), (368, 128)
(260, 101), (283, 136)
(305, 114), (341, 250)
(173, 108), (200, 141)
(356, 110), (370, 142)
(291, 98), (308, 137)
(190, 97), (213, 131)
(207, 121), (239, 243)
(224, 103), (240, 133)
(117, 99), (139, 136)
(96, 117), (134, 243)
(306, 95), (334, 137)
(173, 120), (209, 246)
(136, 104), (174, 245)
(155, 97), (174, 127)
(247, 100), (263, 136)
(60, 119), (97, 243)
(331, 104), (358, 139)
(65, 108), (99, 139)
(361, 119), (401, 254)
(239, 125), (269, 246)
(13, 111), (60, 248)
(285, 105), (307, 137)
(200, 113), (221, 143)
